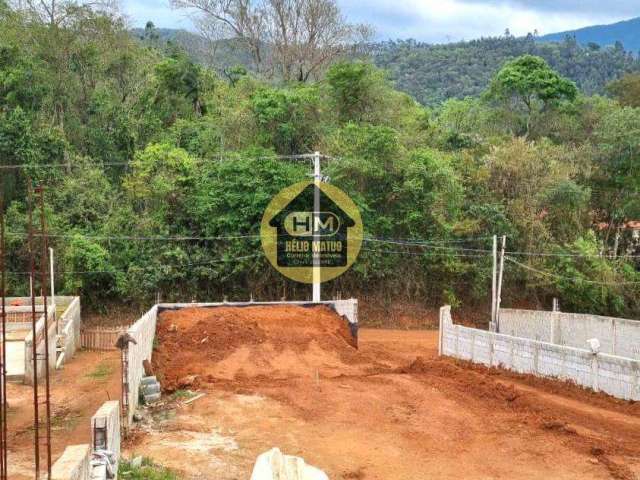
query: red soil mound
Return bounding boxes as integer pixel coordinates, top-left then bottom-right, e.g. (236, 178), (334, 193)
(153, 305), (361, 391)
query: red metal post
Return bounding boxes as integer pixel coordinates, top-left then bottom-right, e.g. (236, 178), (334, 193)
(27, 184), (40, 480)
(36, 186), (52, 478)
(0, 198), (8, 480)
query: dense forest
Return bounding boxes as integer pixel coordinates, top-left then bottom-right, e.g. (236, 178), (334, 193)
(149, 27), (640, 107)
(0, 2), (638, 318)
(374, 35), (640, 105)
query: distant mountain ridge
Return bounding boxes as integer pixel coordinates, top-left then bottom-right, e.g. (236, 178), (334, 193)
(132, 22), (640, 106)
(539, 17), (640, 53)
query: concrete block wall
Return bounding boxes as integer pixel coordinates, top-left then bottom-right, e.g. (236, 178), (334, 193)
(440, 306), (640, 401)
(23, 310), (57, 385)
(60, 297), (82, 363)
(51, 444), (91, 480)
(126, 305), (159, 424)
(92, 400), (121, 476)
(330, 299), (358, 324)
(7, 296), (81, 382)
(499, 309), (640, 360)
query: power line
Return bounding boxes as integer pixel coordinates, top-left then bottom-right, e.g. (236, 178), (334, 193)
(362, 237), (493, 253)
(507, 250), (640, 259)
(505, 256), (640, 286)
(0, 154), (332, 171)
(361, 247), (489, 258)
(7, 254), (263, 276)
(6, 232), (262, 241)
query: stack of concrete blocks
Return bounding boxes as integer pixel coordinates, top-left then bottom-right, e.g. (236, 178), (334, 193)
(140, 376), (161, 404)
(439, 306), (640, 401)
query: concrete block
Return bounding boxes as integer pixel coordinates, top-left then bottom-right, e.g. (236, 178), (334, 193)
(141, 383), (160, 395)
(140, 376), (157, 386)
(144, 392), (161, 403)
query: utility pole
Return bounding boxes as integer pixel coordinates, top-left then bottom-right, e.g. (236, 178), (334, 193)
(312, 152), (321, 303)
(495, 235), (506, 332)
(491, 235), (497, 330)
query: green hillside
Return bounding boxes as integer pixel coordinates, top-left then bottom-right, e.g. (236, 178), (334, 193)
(373, 35), (640, 106)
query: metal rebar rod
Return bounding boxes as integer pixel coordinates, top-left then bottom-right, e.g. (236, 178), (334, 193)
(36, 186), (52, 477)
(0, 198), (7, 480)
(27, 184), (40, 480)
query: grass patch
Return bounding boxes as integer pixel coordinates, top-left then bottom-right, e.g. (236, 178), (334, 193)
(86, 362), (114, 380)
(119, 458), (180, 480)
(172, 389), (197, 400)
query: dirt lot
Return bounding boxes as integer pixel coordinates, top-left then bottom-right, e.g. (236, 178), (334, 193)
(122, 306), (640, 480)
(7, 350), (121, 480)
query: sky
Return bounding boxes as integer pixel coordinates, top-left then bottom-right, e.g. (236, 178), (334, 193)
(121, 0), (640, 44)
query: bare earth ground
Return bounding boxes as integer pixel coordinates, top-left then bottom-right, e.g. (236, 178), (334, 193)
(7, 350), (121, 480)
(122, 306), (640, 480)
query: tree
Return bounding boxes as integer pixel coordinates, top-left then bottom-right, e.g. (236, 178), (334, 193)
(592, 106), (640, 253)
(607, 73), (640, 108)
(326, 61), (378, 122)
(251, 84), (319, 154)
(8, 0), (118, 27)
(486, 55), (578, 135)
(170, 0), (371, 82)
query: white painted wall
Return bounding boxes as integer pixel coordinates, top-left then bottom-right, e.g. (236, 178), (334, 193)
(441, 306), (640, 402)
(125, 305), (159, 424)
(499, 309), (640, 360)
(60, 297), (82, 363)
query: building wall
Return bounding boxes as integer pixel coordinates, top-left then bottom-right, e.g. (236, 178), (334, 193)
(441, 306), (640, 402)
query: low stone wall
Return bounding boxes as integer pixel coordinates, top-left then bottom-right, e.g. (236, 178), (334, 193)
(51, 444), (91, 480)
(499, 309), (640, 359)
(440, 306), (640, 401)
